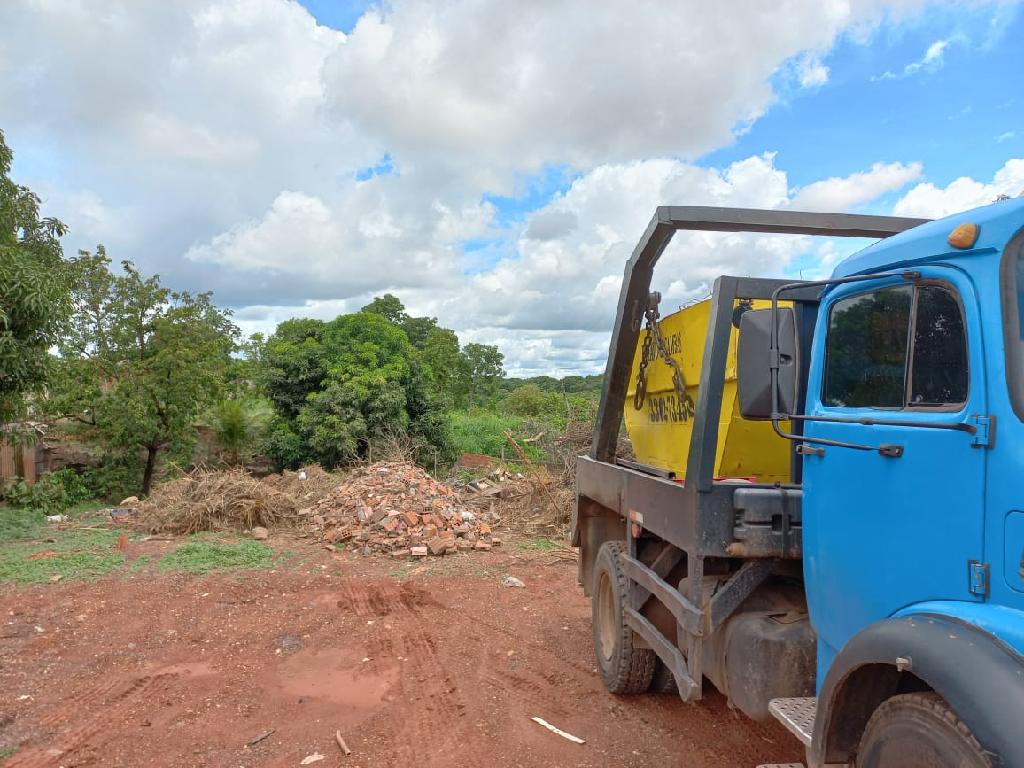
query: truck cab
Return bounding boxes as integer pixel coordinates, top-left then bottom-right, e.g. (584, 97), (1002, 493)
(573, 200), (1024, 768)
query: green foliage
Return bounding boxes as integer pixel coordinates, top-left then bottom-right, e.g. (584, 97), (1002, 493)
(2, 469), (91, 517)
(157, 538), (273, 574)
(498, 374), (603, 395)
(47, 252), (239, 494)
(259, 309), (453, 469)
(463, 342), (505, 406)
(420, 326), (470, 407)
(262, 416), (306, 471)
(209, 397), (271, 464)
(361, 293), (408, 325)
(448, 411), (542, 460)
(82, 458), (141, 502)
(0, 129), (72, 421)
(500, 383), (562, 418)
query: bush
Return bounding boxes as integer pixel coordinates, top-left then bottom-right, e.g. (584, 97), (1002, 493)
(500, 384), (562, 418)
(2, 468), (91, 516)
(448, 411), (543, 461)
(82, 459), (141, 502)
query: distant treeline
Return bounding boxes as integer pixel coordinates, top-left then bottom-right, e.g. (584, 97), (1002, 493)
(499, 374), (603, 395)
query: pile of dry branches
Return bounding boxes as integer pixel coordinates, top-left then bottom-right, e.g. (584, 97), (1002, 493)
(137, 467), (299, 534)
(260, 465), (339, 508)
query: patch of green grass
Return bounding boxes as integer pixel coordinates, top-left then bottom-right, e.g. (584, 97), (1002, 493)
(516, 537), (558, 552)
(0, 506), (133, 584)
(128, 554), (152, 573)
(0, 545), (125, 584)
(1, 745), (18, 760)
(157, 539), (273, 575)
(448, 411), (545, 461)
(0, 507), (44, 543)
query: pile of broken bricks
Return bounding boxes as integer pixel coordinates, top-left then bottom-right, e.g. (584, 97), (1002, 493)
(308, 461), (501, 558)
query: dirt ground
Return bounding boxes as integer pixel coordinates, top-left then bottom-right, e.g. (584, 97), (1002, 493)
(0, 537), (803, 767)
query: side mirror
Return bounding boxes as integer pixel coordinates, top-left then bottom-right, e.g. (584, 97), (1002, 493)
(738, 307), (798, 420)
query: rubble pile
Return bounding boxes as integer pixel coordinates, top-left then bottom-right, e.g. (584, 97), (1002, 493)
(310, 461), (500, 557)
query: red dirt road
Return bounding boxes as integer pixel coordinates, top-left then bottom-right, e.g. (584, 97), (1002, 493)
(0, 542), (802, 767)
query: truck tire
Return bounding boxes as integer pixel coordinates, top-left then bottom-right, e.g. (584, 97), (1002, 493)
(649, 660), (678, 694)
(855, 693), (991, 768)
(592, 541), (656, 694)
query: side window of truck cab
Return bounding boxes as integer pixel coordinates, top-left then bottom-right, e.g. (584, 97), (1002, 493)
(823, 282), (968, 410)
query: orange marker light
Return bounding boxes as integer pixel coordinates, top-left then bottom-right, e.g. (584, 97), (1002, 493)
(948, 222), (980, 250)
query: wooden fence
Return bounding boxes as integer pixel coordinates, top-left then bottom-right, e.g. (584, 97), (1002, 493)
(0, 440), (39, 486)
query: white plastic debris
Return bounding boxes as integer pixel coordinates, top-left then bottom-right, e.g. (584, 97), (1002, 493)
(46, 514), (66, 523)
(501, 576), (525, 588)
(460, 510), (476, 522)
(298, 470), (307, 481)
(531, 717), (585, 744)
(300, 753), (325, 764)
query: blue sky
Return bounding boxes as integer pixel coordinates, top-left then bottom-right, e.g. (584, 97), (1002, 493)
(704, 5), (1022, 192)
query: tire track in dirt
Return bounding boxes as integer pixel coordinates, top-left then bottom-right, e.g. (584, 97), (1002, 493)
(387, 628), (483, 768)
(6, 672), (178, 768)
(332, 580), (434, 617)
(480, 666), (572, 720)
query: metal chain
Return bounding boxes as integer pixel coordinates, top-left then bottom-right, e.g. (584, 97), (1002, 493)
(633, 296), (695, 420)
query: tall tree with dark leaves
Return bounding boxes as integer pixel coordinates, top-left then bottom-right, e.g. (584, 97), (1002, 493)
(0, 129), (71, 422)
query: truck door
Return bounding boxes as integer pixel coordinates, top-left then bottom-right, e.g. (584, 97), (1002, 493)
(801, 268), (987, 675)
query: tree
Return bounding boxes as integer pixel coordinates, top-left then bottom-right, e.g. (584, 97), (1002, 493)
(48, 251), (238, 494)
(501, 383), (559, 417)
(0, 129), (71, 421)
(361, 293), (408, 326)
(462, 342), (505, 406)
(258, 310), (452, 469)
(420, 326), (470, 407)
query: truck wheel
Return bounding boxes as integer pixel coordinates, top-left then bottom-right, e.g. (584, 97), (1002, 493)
(856, 693), (991, 768)
(592, 541), (656, 694)
(649, 661), (678, 694)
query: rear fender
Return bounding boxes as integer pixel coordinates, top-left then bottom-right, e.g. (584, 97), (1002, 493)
(573, 495), (622, 594)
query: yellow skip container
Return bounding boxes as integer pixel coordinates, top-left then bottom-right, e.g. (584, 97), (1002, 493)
(624, 299), (791, 483)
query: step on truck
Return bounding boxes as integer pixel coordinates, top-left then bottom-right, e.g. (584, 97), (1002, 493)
(573, 201), (1024, 768)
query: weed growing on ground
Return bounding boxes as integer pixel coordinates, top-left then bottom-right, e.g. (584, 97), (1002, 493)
(0, 508), (132, 584)
(516, 537), (558, 552)
(157, 538), (273, 574)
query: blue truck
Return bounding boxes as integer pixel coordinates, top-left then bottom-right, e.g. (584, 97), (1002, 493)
(573, 199), (1024, 767)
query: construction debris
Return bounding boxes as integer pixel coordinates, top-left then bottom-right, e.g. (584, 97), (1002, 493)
(309, 462), (500, 557)
(334, 730), (351, 755)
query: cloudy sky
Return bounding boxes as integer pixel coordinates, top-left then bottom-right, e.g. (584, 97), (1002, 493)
(1, 0), (1022, 375)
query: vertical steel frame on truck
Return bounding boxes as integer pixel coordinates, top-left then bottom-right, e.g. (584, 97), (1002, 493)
(574, 206), (928, 698)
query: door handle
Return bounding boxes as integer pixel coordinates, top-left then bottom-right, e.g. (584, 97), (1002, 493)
(878, 444), (904, 458)
(796, 444), (825, 457)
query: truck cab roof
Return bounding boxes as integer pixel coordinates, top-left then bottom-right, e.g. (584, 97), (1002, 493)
(833, 196), (1024, 278)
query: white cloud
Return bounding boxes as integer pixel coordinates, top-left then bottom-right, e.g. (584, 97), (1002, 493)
(875, 35), (961, 80)
(791, 161), (923, 211)
(893, 158), (1024, 218)
(320, 0), (937, 180)
(797, 55), (831, 88)
(0, 0), (1013, 375)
